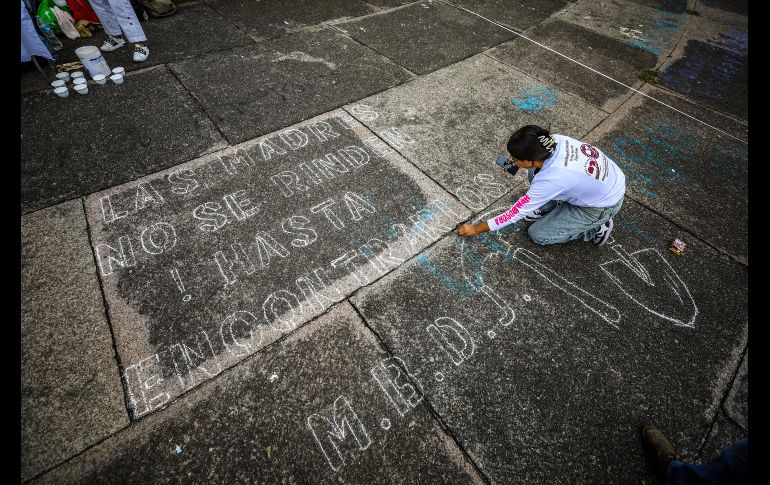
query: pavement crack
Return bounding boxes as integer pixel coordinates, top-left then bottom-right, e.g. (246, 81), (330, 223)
(696, 345), (748, 457)
(80, 197), (134, 423)
(348, 301), (492, 484)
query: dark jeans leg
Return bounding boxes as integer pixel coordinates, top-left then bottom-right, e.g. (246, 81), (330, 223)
(667, 439), (748, 485)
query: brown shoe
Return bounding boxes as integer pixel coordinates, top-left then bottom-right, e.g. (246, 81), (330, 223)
(641, 425), (679, 483)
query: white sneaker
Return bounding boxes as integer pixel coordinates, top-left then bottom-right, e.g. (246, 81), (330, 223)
(100, 35), (126, 52)
(523, 209), (545, 222)
(592, 218), (614, 246)
(133, 44), (150, 62)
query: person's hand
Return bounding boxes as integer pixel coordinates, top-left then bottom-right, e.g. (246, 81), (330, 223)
(457, 224), (480, 237)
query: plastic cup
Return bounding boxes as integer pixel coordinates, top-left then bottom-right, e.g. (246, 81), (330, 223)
(92, 74), (107, 85)
(51, 79), (65, 89)
(71, 71), (84, 80)
(55, 72), (70, 83)
(111, 66), (125, 76)
(110, 74), (124, 85)
(54, 87), (69, 98)
(74, 84), (89, 95)
(73, 77), (87, 86)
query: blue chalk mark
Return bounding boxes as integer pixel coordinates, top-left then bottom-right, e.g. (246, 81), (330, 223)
(415, 235), (494, 295)
(653, 18), (678, 29)
(636, 173), (655, 186)
(607, 117), (748, 200)
(626, 13), (683, 55)
(617, 219), (657, 244)
(478, 233), (517, 263)
(415, 253), (475, 294)
(628, 37), (662, 55)
(637, 185), (656, 198)
(175, 444), (182, 454)
(416, 253), (479, 295)
(511, 85), (558, 113)
(411, 206), (441, 236)
(359, 245), (375, 258)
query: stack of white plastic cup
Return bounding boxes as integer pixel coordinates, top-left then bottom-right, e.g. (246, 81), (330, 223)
(110, 66), (125, 85)
(52, 76), (68, 97)
(53, 65), (125, 97)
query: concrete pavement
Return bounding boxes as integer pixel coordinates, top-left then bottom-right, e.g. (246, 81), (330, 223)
(21, 0), (748, 482)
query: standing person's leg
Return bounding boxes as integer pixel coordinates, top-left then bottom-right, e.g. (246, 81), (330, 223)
(667, 439), (748, 485)
(527, 198), (622, 245)
(88, 0), (125, 43)
(104, 0), (150, 61)
(105, 0), (146, 43)
(643, 425), (748, 485)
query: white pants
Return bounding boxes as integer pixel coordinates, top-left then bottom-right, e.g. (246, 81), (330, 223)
(89, 0), (147, 43)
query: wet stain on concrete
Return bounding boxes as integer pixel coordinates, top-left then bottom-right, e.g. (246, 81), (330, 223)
(659, 40), (747, 119)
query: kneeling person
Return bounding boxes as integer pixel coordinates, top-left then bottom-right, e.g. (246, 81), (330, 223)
(458, 125), (626, 246)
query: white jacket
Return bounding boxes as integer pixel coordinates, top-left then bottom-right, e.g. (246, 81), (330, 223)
(488, 134), (626, 231)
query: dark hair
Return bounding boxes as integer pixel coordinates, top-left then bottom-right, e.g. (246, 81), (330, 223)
(507, 125), (556, 161)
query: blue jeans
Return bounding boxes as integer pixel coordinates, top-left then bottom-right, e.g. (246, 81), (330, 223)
(667, 439), (748, 484)
(526, 168), (623, 245)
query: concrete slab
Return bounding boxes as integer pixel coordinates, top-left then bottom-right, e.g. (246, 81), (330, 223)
(486, 19), (657, 112)
(696, 411), (747, 464)
(696, 0), (747, 16)
(49, 2), (255, 78)
(22, 200), (129, 481)
(656, 39), (747, 121)
(336, 1), (514, 75)
(441, 0), (571, 32)
(681, 4), (747, 56)
(722, 351), (747, 430)
(83, 109), (470, 419)
(169, 28), (413, 145)
(353, 194), (748, 482)
(621, 0), (688, 13)
(34, 303), (484, 483)
(558, 0), (688, 59)
(365, 0), (415, 7)
(344, 54), (607, 214)
(204, 0), (377, 40)
(21, 66), (226, 214)
(585, 84), (747, 263)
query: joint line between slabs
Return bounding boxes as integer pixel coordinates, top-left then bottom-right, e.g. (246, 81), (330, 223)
(447, 3), (746, 144)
